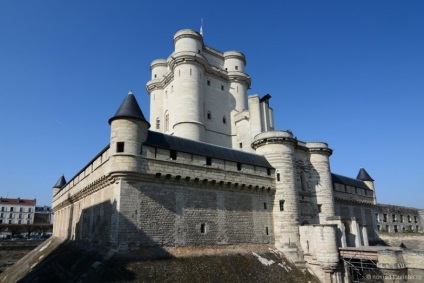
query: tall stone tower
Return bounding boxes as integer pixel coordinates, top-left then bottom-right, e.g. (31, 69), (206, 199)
(146, 29), (255, 149)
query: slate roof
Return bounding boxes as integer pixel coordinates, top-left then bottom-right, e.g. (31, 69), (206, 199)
(145, 130), (273, 169)
(331, 173), (370, 190)
(53, 175), (67, 189)
(109, 91), (150, 127)
(356, 167), (374, 181)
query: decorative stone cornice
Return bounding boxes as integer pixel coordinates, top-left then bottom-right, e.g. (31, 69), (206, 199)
(168, 52), (208, 71)
(53, 175), (115, 211)
(252, 136), (297, 150)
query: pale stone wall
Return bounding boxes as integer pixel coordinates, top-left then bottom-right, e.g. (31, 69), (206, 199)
(375, 204), (423, 234)
(117, 181), (274, 247)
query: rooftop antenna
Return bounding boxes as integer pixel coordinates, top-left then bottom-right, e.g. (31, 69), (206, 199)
(200, 18), (204, 37)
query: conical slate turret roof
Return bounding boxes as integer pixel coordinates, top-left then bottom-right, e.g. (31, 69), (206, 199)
(53, 175), (67, 189)
(108, 91), (150, 127)
(356, 167), (374, 182)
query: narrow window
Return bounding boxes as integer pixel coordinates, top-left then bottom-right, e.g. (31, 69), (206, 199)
(223, 116), (226, 124)
(383, 214), (387, 222)
(10, 207), (14, 212)
(207, 80), (210, 86)
(414, 216), (418, 223)
(154, 74), (157, 78)
(117, 142), (125, 153)
(221, 85), (224, 91)
(18, 220), (21, 224)
(263, 202), (267, 210)
(206, 157), (212, 166)
(235, 66), (239, 70)
(267, 168), (271, 176)
(377, 225), (380, 231)
(239, 143), (242, 149)
(200, 223), (206, 234)
(394, 225), (398, 233)
(237, 163), (242, 171)
(265, 227), (269, 235)
(156, 118), (160, 129)
(375, 213), (380, 222)
(277, 173), (281, 182)
(165, 113), (169, 131)
(392, 214), (396, 222)
(318, 204), (322, 213)
(207, 111), (211, 120)
(279, 200), (285, 211)
(400, 215), (404, 223)
(170, 150), (177, 160)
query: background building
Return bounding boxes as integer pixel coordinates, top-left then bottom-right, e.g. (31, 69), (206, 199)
(0, 198), (35, 225)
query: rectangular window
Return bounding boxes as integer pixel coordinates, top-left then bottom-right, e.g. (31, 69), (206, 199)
(200, 223), (206, 234)
(18, 220), (21, 225)
(318, 204), (322, 213)
(235, 66), (239, 70)
(170, 150), (177, 160)
(10, 207), (14, 212)
(116, 142), (125, 153)
(221, 85), (224, 91)
(277, 173), (281, 182)
(19, 207), (23, 212)
(414, 216), (418, 223)
(377, 225), (380, 231)
(207, 80), (210, 86)
(383, 214), (387, 222)
(9, 213), (13, 218)
(263, 202), (267, 210)
(28, 208), (32, 212)
(19, 214), (22, 219)
(8, 220), (12, 224)
(279, 200), (285, 211)
(394, 225), (398, 233)
(239, 143), (242, 149)
(392, 214), (397, 222)
(265, 227), (269, 235)
(0, 207), (4, 212)
(206, 157), (212, 166)
(400, 215), (404, 223)
(0, 213), (3, 218)
(237, 163), (242, 171)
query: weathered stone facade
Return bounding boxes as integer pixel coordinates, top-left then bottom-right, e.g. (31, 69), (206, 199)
(52, 29), (423, 282)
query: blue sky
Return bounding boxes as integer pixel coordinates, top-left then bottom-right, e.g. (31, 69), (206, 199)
(1, 1), (423, 208)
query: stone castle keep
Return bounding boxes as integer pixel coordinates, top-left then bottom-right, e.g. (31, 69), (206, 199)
(52, 30), (423, 282)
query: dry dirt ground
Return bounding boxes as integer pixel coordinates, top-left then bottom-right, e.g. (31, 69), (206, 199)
(0, 240), (41, 273)
(1, 238), (320, 283)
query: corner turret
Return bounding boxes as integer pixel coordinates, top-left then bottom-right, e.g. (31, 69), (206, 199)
(53, 175), (66, 197)
(108, 91), (150, 173)
(357, 167), (376, 204)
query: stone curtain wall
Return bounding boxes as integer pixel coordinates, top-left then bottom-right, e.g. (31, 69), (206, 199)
(379, 233), (424, 250)
(118, 182), (274, 247)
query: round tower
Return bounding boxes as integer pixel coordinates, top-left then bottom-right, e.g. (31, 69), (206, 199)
(224, 51), (250, 113)
(147, 59), (167, 132)
(252, 131), (300, 250)
(307, 142), (335, 223)
(108, 91), (150, 173)
(52, 175), (66, 198)
(357, 167), (376, 204)
(168, 29), (207, 141)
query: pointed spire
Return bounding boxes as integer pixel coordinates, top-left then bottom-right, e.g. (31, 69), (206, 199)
(108, 91), (150, 127)
(356, 167), (374, 181)
(53, 175), (67, 189)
